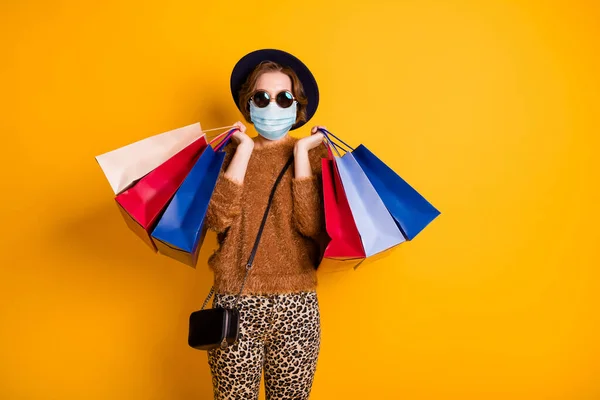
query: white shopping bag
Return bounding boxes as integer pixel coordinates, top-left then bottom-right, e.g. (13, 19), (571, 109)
(95, 122), (203, 194)
(335, 152), (406, 256)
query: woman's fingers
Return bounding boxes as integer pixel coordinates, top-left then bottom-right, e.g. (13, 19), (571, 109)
(233, 121), (247, 134)
(231, 129), (254, 148)
(311, 125), (327, 135)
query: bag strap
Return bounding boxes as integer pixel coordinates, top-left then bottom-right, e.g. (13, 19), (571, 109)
(200, 155), (294, 310)
(318, 128), (354, 151)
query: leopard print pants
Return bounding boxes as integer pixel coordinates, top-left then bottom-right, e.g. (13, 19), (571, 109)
(207, 290), (321, 400)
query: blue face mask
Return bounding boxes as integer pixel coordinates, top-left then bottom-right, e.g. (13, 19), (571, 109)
(249, 100), (297, 141)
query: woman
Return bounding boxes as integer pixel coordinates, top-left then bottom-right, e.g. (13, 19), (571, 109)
(204, 49), (328, 399)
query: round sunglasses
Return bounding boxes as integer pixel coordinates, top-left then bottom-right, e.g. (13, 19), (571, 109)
(250, 90), (296, 109)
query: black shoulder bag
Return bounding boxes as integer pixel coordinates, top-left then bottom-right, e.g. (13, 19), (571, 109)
(188, 156), (293, 350)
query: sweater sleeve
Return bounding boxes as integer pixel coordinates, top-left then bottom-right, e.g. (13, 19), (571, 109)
(205, 142), (244, 234)
(291, 144), (328, 238)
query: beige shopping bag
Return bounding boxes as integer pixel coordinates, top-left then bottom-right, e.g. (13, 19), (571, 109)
(95, 122), (204, 194)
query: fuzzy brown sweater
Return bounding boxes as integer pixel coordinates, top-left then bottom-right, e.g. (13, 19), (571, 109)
(205, 135), (328, 295)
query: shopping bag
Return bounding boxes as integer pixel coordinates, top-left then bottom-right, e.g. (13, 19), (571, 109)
(114, 135), (209, 251)
(352, 145), (440, 240)
(329, 139), (406, 257)
(321, 129), (440, 240)
(321, 145), (365, 259)
(150, 130), (235, 267)
(96, 122), (204, 194)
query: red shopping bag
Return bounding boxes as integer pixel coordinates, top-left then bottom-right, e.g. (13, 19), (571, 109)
(115, 135), (209, 251)
(320, 142), (365, 270)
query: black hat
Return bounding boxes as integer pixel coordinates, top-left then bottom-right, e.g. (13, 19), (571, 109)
(230, 49), (319, 130)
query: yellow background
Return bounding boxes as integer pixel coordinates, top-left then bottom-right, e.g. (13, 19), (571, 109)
(1, 0), (599, 399)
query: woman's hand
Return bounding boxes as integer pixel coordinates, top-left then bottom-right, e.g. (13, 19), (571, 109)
(230, 121), (254, 150)
(294, 125), (326, 179)
(295, 125), (326, 154)
(223, 121), (253, 184)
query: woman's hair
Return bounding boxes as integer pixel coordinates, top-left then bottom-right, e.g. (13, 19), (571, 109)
(238, 61), (308, 126)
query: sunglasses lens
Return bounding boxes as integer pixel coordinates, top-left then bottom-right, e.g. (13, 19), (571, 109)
(276, 91), (294, 108)
(252, 91), (270, 108)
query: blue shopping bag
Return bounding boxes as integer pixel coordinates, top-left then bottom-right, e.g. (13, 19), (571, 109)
(150, 130), (234, 267)
(331, 143), (406, 257)
(322, 129), (440, 241)
(352, 145), (440, 240)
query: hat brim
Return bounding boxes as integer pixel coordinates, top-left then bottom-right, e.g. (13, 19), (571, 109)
(230, 49), (319, 131)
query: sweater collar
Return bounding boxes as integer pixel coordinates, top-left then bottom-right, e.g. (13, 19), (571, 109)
(252, 134), (297, 153)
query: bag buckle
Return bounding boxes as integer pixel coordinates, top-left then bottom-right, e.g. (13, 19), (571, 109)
(220, 338), (228, 349)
